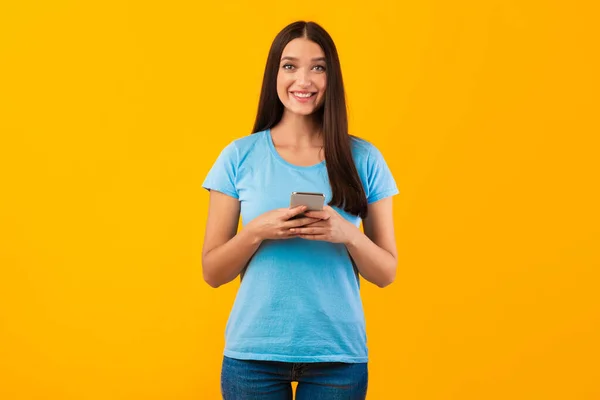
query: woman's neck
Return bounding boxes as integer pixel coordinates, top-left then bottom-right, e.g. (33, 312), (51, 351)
(271, 111), (322, 148)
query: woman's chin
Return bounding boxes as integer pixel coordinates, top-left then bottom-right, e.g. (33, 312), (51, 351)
(285, 105), (320, 117)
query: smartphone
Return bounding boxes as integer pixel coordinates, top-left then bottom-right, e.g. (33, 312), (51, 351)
(289, 192), (325, 218)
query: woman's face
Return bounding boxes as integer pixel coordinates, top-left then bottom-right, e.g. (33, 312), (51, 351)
(276, 38), (327, 117)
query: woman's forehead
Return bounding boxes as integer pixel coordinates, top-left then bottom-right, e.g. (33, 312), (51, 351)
(281, 38), (325, 60)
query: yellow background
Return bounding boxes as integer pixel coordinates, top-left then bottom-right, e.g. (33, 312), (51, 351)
(1, 1), (599, 399)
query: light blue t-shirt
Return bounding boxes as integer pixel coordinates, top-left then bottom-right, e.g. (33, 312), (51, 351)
(202, 129), (398, 363)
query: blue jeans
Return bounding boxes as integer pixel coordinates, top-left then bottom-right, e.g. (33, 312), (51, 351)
(221, 356), (368, 399)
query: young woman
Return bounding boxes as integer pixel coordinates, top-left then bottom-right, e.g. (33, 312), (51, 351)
(202, 20), (399, 400)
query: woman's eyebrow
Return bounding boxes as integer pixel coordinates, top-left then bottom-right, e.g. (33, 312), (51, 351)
(280, 56), (326, 62)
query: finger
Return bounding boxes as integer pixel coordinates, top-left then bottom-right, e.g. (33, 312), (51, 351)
(277, 229), (299, 239)
(304, 220), (327, 227)
(290, 227), (326, 235)
(322, 206), (336, 218)
(282, 217), (320, 228)
(304, 210), (330, 220)
(285, 205), (308, 219)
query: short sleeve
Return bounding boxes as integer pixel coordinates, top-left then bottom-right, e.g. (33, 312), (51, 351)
(366, 145), (399, 203)
(202, 142), (239, 199)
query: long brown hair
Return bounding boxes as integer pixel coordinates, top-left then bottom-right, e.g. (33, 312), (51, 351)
(252, 21), (368, 219)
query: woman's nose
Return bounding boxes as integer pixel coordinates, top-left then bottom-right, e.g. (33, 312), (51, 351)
(296, 70), (311, 87)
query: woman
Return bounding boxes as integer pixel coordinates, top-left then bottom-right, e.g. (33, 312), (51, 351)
(202, 20), (399, 400)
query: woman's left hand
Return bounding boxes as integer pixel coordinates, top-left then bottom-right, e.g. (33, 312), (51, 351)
(290, 205), (359, 244)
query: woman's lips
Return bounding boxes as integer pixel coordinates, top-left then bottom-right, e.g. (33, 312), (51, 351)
(290, 92), (316, 103)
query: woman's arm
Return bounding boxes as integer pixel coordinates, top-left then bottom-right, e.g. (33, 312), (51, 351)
(202, 190), (260, 288)
(202, 191), (318, 288)
(346, 197), (398, 288)
(297, 198), (398, 288)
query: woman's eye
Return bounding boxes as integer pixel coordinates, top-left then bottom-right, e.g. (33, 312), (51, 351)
(282, 64), (294, 70)
(313, 65), (326, 72)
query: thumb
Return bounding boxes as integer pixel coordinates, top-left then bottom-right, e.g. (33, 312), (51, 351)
(286, 205), (307, 219)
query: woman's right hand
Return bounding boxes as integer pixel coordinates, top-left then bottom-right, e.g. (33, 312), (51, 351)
(244, 205), (321, 243)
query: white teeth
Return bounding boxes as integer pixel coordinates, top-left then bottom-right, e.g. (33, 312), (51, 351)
(293, 92), (313, 98)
